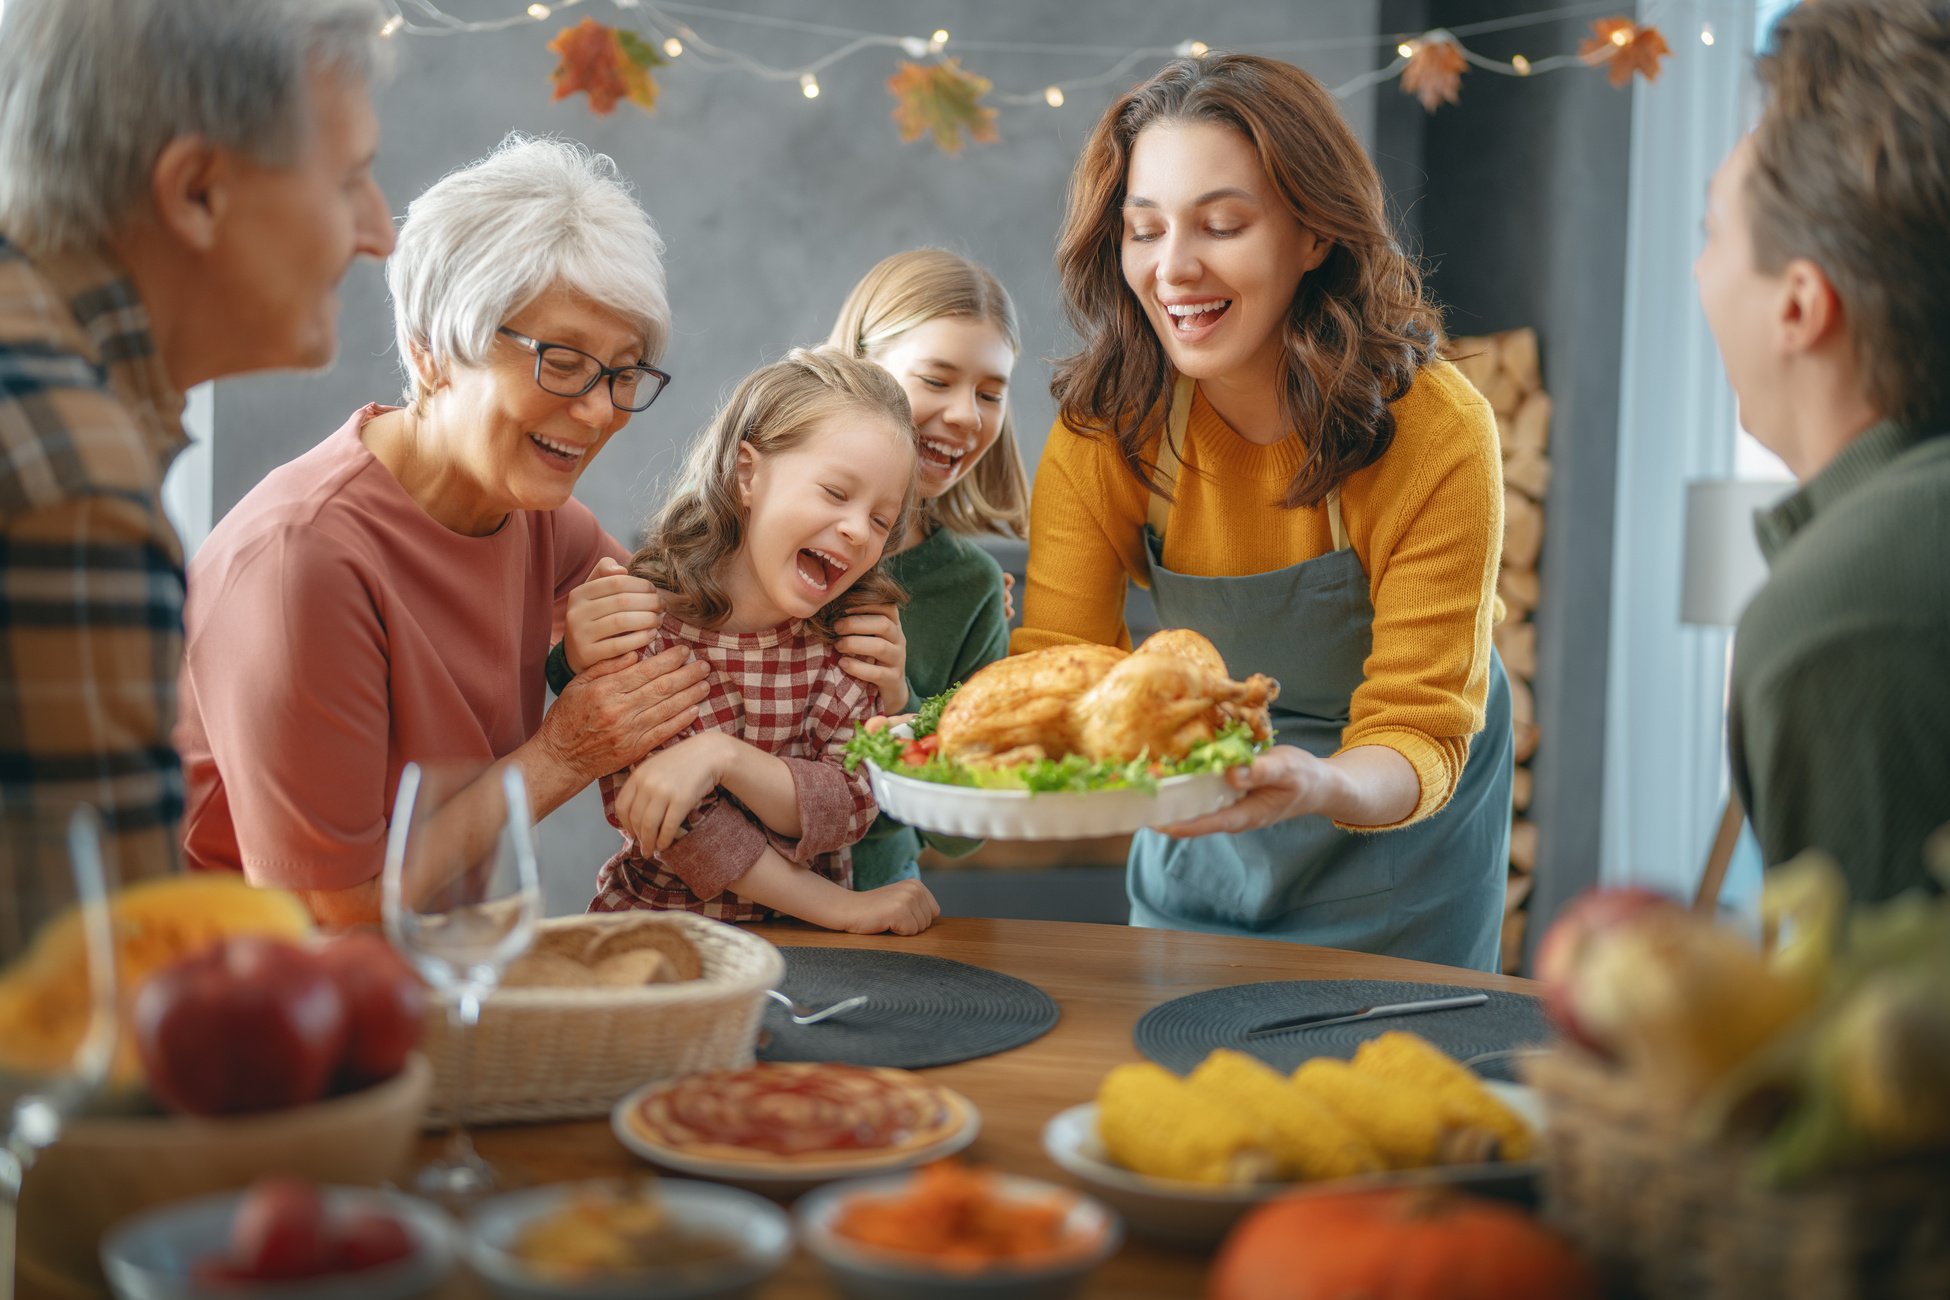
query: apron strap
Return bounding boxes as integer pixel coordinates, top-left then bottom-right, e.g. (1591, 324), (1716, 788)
(1145, 376), (1194, 541)
(1146, 375), (1351, 554)
(1326, 486), (1348, 552)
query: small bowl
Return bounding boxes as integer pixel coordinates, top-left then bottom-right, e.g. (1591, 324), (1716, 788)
(795, 1171), (1121, 1300)
(19, 1054), (433, 1291)
(465, 1178), (792, 1300)
(1039, 1103), (1272, 1248)
(99, 1185), (455, 1300)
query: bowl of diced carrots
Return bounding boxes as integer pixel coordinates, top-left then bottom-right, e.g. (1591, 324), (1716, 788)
(794, 1161), (1121, 1300)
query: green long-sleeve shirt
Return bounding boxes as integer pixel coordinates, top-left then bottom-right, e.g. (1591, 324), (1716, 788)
(850, 525), (1011, 888)
(1727, 421), (1950, 902)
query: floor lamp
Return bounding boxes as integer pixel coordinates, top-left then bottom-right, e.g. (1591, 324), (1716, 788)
(1681, 478), (1791, 913)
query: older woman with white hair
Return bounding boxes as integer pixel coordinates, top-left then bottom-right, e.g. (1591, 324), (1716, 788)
(177, 135), (711, 924)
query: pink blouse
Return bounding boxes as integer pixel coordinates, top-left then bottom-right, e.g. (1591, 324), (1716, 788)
(176, 404), (624, 889)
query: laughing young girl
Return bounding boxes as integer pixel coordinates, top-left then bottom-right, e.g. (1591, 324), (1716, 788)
(575, 347), (941, 934)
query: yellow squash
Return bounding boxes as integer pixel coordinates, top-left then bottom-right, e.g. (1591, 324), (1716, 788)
(0, 874), (313, 1087)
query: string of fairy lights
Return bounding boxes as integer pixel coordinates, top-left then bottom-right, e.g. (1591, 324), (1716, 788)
(377, 0), (1735, 113)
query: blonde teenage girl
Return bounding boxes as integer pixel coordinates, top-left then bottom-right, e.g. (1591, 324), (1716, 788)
(824, 248), (1029, 887)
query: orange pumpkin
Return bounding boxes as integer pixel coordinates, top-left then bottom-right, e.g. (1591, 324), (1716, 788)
(1206, 1188), (1602, 1300)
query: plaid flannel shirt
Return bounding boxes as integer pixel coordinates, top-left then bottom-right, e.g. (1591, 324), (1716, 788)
(589, 616), (879, 922)
(0, 237), (187, 879)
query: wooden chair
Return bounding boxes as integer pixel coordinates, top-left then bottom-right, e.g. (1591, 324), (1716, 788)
(1692, 792), (1745, 914)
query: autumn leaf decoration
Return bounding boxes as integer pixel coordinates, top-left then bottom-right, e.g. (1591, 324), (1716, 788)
(549, 18), (665, 115)
(1579, 17), (1672, 88)
(888, 58), (1000, 155)
(1400, 33), (1467, 113)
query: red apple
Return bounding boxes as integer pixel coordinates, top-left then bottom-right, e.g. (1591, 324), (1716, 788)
(312, 930), (428, 1087)
(229, 1177), (331, 1280)
(327, 1208), (415, 1272)
(1535, 886), (1682, 1056)
(189, 1256), (255, 1287)
(132, 936), (348, 1115)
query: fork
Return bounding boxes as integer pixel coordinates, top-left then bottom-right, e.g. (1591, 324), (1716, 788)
(765, 989), (871, 1025)
(1462, 1046), (1550, 1072)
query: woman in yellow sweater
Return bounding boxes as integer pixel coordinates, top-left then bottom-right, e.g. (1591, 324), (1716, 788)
(1019, 54), (1511, 969)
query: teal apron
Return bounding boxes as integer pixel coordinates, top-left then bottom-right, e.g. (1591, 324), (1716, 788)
(1126, 379), (1512, 971)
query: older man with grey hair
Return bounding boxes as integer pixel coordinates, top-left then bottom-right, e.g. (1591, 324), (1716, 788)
(0, 0), (394, 879)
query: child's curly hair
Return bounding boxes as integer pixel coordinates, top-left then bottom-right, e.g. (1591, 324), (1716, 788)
(631, 346), (918, 639)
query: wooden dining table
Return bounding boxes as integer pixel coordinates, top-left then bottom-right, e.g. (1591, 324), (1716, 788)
(457, 916), (1538, 1299)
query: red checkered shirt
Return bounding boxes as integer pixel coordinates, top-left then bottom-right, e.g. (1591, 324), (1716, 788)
(588, 615), (878, 922)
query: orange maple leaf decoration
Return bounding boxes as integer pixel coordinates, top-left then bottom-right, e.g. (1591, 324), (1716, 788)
(548, 18), (663, 115)
(1400, 35), (1467, 112)
(1579, 17), (1672, 88)
(887, 58), (1000, 155)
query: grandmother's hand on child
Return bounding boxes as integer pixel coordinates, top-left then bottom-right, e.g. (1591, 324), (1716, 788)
(538, 646), (711, 782)
(614, 732), (726, 852)
(834, 602), (910, 713)
(837, 878), (941, 936)
(566, 557), (664, 672)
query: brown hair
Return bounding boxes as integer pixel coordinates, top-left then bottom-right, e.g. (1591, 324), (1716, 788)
(630, 346), (917, 639)
(1052, 54), (1440, 509)
(828, 249), (1030, 539)
(1748, 0), (1950, 432)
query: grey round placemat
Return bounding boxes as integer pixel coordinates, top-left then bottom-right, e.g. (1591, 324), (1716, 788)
(757, 948), (1060, 1070)
(1135, 980), (1550, 1082)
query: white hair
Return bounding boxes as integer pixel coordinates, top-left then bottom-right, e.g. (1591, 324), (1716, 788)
(388, 134), (671, 401)
(0, 0), (388, 255)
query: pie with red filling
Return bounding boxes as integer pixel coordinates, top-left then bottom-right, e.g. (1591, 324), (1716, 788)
(627, 1062), (970, 1167)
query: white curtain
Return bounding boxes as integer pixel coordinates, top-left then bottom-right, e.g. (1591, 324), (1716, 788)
(1599, 0), (1765, 901)
(161, 383), (214, 560)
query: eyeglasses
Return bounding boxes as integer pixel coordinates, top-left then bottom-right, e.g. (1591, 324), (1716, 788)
(497, 327), (671, 413)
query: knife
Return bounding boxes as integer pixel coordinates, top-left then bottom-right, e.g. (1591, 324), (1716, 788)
(1243, 992), (1489, 1038)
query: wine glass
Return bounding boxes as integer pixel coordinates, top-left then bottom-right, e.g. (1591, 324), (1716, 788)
(381, 762), (540, 1201)
(0, 808), (117, 1300)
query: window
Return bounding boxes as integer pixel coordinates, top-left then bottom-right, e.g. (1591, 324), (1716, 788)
(1600, 0), (1770, 907)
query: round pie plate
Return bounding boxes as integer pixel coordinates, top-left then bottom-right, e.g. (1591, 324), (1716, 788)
(611, 1072), (981, 1195)
(865, 763), (1240, 841)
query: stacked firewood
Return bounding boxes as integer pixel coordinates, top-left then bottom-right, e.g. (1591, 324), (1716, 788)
(1443, 329), (1549, 975)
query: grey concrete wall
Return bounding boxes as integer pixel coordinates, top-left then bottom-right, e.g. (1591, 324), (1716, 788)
(1414, 0), (1636, 958)
(1372, 0), (1434, 252)
(214, 2), (1381, 519)
(207, 1), (1382, 916)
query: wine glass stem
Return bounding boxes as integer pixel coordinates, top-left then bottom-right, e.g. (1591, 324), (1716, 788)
(1, 1146), (22, 1300)
(444, 987), (484, 1165)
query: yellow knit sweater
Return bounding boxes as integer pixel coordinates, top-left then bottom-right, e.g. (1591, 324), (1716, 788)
(1013, 360), (1503, 825)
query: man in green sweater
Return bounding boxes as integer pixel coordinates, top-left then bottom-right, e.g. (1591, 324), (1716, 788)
(1695, 0), (1950, 901)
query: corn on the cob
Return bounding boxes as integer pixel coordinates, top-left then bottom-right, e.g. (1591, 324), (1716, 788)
(1186, 1049), (1383, 1180)
(1096, 1062), (1277, 1185)
(1349, 1031), (1534, 1161)
(1290, 1057), (1451, 1169)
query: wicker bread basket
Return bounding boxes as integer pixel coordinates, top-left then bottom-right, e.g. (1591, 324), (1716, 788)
(424, 911), (783, 1124)
(1525, 1046), (1950, 1300)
